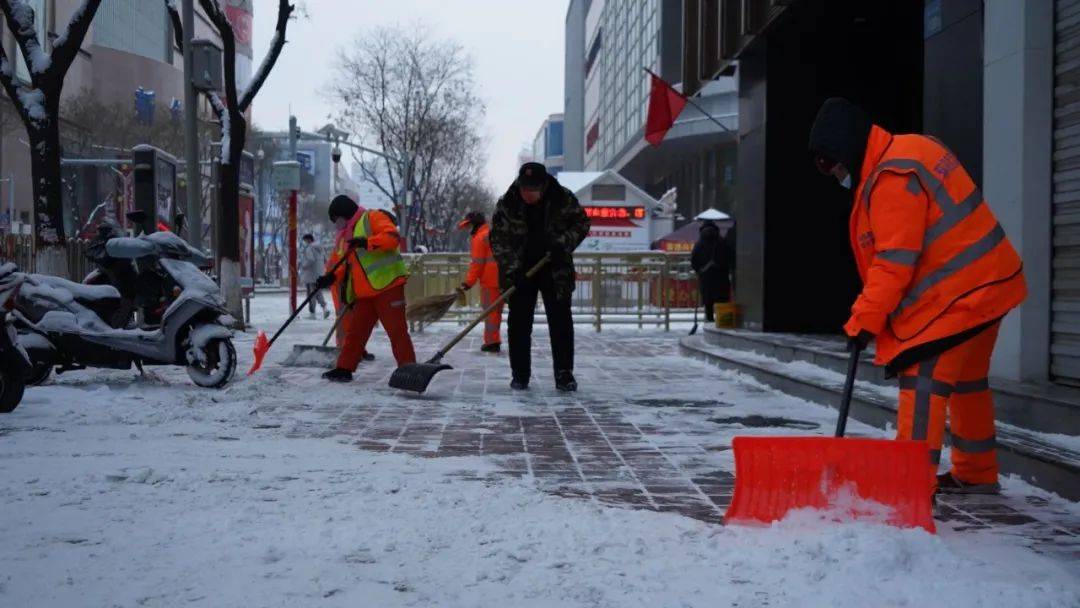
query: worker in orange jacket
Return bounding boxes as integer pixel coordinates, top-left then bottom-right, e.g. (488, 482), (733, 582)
(315, 195), (416, 382)
(809, 98), (1027, 495)
(455, 210), (502, 352)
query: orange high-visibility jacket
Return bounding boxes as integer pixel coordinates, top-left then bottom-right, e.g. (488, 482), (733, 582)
(845, 125), (1027, 366)
(326, 209), (407, 301)
(463, 224), (499, 289)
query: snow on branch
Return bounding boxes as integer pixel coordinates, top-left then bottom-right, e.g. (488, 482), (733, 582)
(0, 0), (50, 81)
(48, 0), (102, 78)
(239, 0), (294, 111)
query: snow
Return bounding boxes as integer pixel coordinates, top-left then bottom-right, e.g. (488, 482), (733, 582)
(0, 293), (1076, 607)
(188, 322), (231, 349)
(17, 87), (46, 122)
(19, 273), (120, 306)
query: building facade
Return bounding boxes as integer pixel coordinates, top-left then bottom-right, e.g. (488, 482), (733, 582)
(531, 113), (565, 176)
(565, 0), (738, 227)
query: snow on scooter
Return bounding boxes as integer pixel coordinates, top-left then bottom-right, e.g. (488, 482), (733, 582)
(6, 231), (237, 391)
(0, 266), (31, 412)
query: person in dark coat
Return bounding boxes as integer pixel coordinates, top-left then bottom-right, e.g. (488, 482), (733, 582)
(490, 162), (591, 392)
(691, 220), (733, 322)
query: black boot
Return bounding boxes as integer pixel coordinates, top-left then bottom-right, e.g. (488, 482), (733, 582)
(510, 377), (529, 390)
(936, 472), (1000, 495)
(322, 368), (353, 383)
(555, 370), (577, 392)
(481, 342), (502, 353)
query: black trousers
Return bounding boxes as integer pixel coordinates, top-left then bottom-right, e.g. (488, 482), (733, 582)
(507, 277), (574, 381)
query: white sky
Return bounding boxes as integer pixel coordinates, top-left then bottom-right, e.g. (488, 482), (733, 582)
(251, 0), (569, 193)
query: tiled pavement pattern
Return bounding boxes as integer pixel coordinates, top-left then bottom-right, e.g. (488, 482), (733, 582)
(273, 328), (1080, 564)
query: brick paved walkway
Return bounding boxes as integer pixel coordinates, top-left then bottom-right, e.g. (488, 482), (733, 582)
(263, 326), (1079, 566)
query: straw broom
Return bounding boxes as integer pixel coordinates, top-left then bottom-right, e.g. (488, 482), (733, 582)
(406, 292), (460, 323)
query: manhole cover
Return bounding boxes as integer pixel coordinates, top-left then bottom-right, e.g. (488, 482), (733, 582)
(708, 415), (819, 430)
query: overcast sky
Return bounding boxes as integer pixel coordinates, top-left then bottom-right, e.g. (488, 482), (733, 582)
(251, 0), (569, 193)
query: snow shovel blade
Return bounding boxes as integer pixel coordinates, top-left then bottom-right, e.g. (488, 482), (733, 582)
(281, 345), (339, 368)
(388, 361), (453, 393)
(723, 436), (936, 533)
(247, 331), (270, 376)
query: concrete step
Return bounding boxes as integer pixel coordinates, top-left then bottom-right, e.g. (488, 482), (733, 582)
(680, 332), (1080, 501)
(699, 327), (1080, 437)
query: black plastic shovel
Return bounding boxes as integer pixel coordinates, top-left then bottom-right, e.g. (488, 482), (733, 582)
(388, 254), (551, 393)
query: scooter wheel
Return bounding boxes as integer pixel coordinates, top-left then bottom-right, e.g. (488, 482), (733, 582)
(0, 370), (26, 413)
(186, 338), (237, 389)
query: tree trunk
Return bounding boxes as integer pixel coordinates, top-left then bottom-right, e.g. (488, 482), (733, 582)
(216, 113), (245, 326)
(30, 112), (68, 277)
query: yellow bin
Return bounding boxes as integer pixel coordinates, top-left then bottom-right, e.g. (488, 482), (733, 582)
(714, 302), (738, 328)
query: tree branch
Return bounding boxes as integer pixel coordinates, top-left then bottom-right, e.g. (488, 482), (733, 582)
(48, 0), (101, 79)
(165, 1), (184, 52)
(198, 0), (238, 117)
(0, 43), (31, 128)
(0, 0), (47, 87)
(239, 0), (293, 111)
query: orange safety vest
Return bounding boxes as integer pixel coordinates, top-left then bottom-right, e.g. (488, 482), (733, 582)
(846, 125), (1027, 365)
(464, 223), (500, 289)
(326, 209), (408, 302)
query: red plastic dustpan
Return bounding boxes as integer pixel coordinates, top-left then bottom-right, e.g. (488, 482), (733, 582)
(722, 345), (936, 533)
(248, 331), (270, 375)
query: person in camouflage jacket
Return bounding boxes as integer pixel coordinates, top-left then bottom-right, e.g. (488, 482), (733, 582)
(490, 162), (590, 392)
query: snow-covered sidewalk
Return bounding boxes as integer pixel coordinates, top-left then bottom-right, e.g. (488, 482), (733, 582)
(0, 294), (1077, 607)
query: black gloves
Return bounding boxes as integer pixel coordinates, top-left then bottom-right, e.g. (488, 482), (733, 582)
(314, 273), (335, 290)
(348, 237), (368, 250)
(456, 282), (469, 294)
(847, 330), (874, 352)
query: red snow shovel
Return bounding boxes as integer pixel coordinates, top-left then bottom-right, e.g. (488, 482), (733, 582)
(723, 345), (936, 533)
(248, 251), (352, 375)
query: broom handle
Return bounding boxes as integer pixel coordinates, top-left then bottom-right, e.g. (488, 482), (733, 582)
(429, 254), (551, 362)
(835, 344), (862, 438)
(322, 302), (353, 347)
(267, 252), (351, 348)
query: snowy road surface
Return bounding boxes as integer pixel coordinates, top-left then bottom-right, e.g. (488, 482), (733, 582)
(0, 294), (1077, 607)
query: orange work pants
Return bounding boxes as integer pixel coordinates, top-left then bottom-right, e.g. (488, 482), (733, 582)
(896, 321), (1001, 486)
(480, 286), (503, 346)
(336, 284), (416, 371)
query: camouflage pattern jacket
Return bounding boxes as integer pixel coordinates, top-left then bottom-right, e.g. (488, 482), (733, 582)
(490, 177), (591, 301)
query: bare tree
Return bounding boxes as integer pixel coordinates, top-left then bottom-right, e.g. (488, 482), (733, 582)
(0, 0), (102, 270)
(329, 25), (488, 250)
(167, 0), (295, 318)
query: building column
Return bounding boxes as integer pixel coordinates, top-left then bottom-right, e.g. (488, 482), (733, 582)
(983, 0), (1053, 382)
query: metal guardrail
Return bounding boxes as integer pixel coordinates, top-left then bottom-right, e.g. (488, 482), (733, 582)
(403, 252), (700, 331)
(0, 234), (93, 280)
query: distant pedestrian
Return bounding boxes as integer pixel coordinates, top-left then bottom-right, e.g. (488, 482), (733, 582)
(691, 220), (732, 322)
(490, 162), (590, 392)
(299, 233), (330, 319)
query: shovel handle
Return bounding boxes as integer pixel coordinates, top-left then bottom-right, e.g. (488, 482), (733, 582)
(835, 344), (862, 438)
(265, 251), (352, 348)
(322, 302), (353, 347)
(429, 254), (551, 362)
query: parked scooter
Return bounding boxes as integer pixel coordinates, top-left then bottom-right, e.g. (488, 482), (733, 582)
(6, 230), (237, 390)
(0, 265), (31, 413)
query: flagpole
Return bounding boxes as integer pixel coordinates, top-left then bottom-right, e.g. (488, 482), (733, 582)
(643, 67), (733, 135)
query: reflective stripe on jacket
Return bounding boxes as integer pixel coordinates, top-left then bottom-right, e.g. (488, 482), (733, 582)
(846, 125), (1027, 366)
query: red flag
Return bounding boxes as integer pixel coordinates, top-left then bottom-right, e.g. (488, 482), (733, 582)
(645, 73), (687, 146)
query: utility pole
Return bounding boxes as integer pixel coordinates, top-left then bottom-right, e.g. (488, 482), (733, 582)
(181, 0), (201, 249)
(288, 115), (299, 312)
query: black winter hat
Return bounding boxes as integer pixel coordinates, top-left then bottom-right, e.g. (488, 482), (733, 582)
(808, 97), (873, 185)
(516, 162), (548, 189)
(328, 194), (359, 222)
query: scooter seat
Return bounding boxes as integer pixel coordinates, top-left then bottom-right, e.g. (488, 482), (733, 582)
(19, 275), (122, 326)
